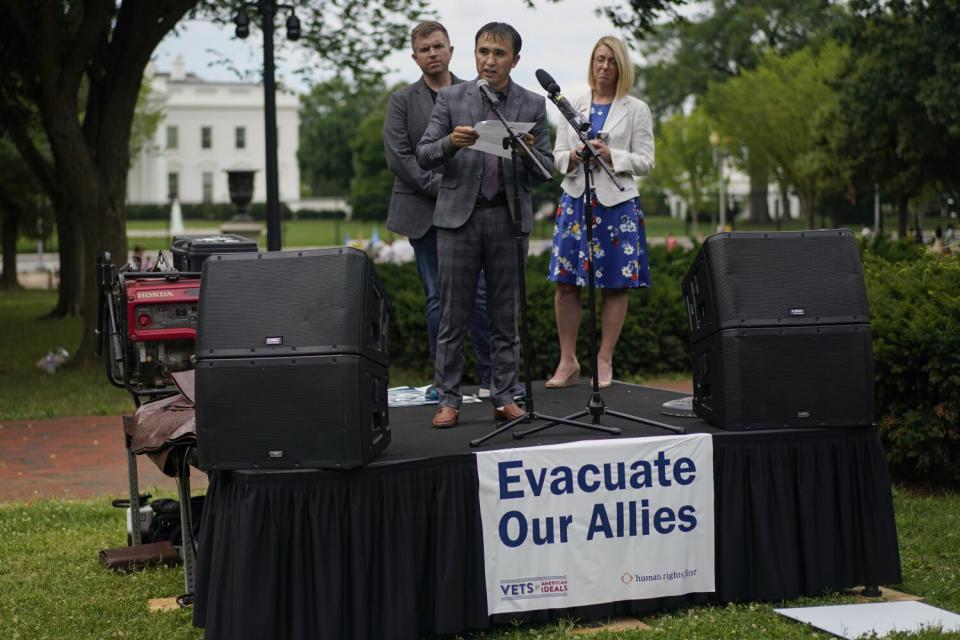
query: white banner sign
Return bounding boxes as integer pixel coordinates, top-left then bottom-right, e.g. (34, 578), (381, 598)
(475, 434), (715, 614)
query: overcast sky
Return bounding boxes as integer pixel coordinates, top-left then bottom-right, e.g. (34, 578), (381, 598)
(153, 1), (645, 112)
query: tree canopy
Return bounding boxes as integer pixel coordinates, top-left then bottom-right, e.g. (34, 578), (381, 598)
(0, 0), (426, 363)
(299, 76), (386, 198)
(828, 0), (960, 236)
(349, 89), (396, 220)
(651, 108), (717, 236)
(703, 43), (845, 229)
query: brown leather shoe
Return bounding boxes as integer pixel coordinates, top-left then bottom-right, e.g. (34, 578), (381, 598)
(494, 402), (526, 422)
(431, 406), (459, 429)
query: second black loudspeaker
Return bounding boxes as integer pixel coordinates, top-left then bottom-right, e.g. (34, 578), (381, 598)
(196, 248), (391, 470)
(683, 230), (874, 431)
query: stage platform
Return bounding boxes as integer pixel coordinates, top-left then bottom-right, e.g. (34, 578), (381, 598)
(193, 381), (901, 640)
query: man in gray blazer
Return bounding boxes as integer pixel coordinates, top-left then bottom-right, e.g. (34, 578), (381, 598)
(417, 22), (554, 428)
(384, 21), (492, 400)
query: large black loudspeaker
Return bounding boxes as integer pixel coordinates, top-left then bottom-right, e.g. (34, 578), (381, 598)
(682, 230), (874, 430)
(195, 248), (391, 470)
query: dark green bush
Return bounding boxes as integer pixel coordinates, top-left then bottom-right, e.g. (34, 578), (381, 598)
(866, 252), (960, 486)
(859, 234), (927, 263)
(294, 209), (347, 220)
(376, 245), (694, 385)
(125, 202), (293, 221)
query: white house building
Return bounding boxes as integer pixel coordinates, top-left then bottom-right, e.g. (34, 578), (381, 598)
(665, 160), (802, 232)
(127, 56), (300, 206)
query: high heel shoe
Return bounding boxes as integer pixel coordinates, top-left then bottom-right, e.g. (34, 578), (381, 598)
(597, 363), (613, 389)
(545, 363), (580, 388)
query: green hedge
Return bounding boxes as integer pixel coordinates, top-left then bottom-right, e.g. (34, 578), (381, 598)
(377, 245), (694, 385)
(865, 251), (960, 486)
(293, 209), (347, 220)
(125, 202), (294, 221)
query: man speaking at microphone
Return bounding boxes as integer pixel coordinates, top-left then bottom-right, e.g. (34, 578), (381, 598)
(417, 22), (554, 429)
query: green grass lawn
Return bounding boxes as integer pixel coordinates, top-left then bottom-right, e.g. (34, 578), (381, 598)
(15, 211), (955, 254)
(0, 291), (133, 420)
(16, 216), (689, 254)
(1, 487), (957, 639)
(0, 290), (434, 421)
(119, 217), (578, 251)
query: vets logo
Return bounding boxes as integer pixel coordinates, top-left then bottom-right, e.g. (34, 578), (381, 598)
(499, 576), (568, 601)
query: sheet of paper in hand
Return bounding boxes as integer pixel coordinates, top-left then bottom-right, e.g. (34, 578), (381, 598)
(470, 120), (535, 159)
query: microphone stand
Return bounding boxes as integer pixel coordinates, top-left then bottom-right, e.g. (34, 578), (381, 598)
(513, 96), (684, 439)
(469, 93), (619, 448)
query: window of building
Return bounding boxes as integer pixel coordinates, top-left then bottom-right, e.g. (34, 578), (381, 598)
(235, 126), (246, 149)
(201, 126), (212, 149)
(166, 126), (178, 150)
(167, 172), (179, 201)
(202, 172), (213, 203)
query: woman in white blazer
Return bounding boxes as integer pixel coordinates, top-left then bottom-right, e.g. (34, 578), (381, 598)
(546, 35), (655, 389)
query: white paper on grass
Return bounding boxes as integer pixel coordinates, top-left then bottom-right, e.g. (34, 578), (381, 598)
(469, 120), (535, 159)
(775, 600), (960, 639)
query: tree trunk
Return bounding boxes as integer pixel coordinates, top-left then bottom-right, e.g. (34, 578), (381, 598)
(896, 194), (909, 239)
(48, 209), (83, 317)
(778, 183), (790, 229)
(68, 178), (111, 366)
(1, 201), (22, 290)
(74, 181), (128, 366)
(798, 188), (817, 230)
(746, 152), (770, 223)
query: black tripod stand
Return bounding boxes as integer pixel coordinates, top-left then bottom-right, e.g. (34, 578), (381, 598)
(513, 85), (684, 440)
(469, 84), (619, 448)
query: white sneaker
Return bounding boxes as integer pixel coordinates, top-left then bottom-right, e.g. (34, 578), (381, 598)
(478, 387), (491, 399)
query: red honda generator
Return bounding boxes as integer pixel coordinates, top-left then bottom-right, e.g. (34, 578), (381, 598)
(96, 234), (257, 399)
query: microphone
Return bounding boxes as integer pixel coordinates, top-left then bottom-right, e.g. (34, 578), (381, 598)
(535, 69), (590, 133)
(476, 79), (500, 107)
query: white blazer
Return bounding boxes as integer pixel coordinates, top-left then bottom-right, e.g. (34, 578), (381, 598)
(553, 93), (655, 207)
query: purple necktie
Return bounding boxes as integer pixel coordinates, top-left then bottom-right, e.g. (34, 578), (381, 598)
(481, 106), (500, 200)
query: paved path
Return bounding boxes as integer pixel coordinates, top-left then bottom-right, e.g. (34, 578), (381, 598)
(0, 414), (207, 502)
(0, 379), (691, 502)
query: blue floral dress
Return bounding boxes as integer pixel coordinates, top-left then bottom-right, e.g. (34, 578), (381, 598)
(548, 103), (652, 289)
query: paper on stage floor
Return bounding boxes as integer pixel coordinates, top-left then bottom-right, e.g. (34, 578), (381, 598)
(388, 385), (482, 408)
(775, 601), (960, 638)
(468, 120), (534, 159)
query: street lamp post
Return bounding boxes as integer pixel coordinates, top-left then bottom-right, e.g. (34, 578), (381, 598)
(234, 1), (301, 252)
(35, 217), (46, 272)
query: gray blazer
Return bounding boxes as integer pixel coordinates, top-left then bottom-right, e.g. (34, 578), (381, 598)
(415, 79), (554, 233)
(383, 76), (462, 239)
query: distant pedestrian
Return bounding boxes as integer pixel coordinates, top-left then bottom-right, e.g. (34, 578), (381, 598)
(131, 245), (153, 271)
(929, 225), (945, 255)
